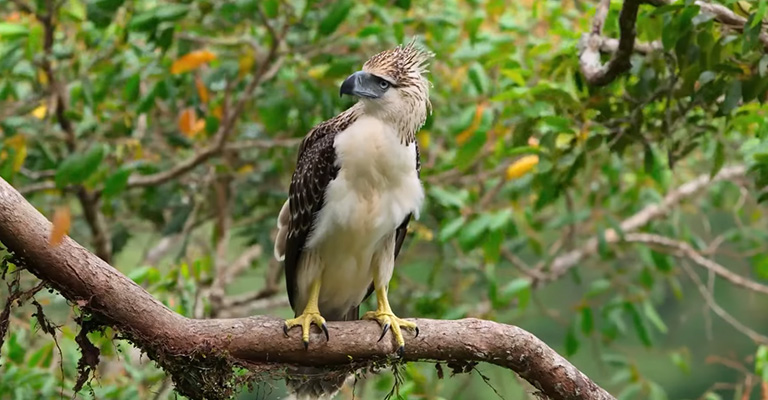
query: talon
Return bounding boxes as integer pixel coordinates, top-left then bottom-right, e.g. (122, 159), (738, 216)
(283, 310), (327, 348)
(378, 323), (390, 342)
(415, 326), (419, 338)
(397, 345), (405, 357)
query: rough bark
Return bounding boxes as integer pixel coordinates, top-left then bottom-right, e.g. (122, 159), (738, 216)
(0, 177), (615, 400)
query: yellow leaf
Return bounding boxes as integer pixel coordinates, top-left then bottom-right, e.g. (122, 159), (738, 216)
(212, 105), (223, 120)
(31, 104), (47, 119)
(505, 155), (539, 180)
(4, 135), (27, 172)
(457, 104), (485, 145)
(417, 131), (431, 149)
(13, 143), (26, 172)
(195, 76), (209, 103)
(237, 164), (254, 175)
(50, 206), (71, 246)
(238, 52), (255, 77)
(171, 50), (217, 74)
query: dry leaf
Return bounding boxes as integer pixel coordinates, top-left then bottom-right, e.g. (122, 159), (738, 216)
(50, 206), (71, 246)
(195, 76), (209, 103)
(171, 50), (216, 74)
(178, 108), (205, 137)
(505, 155), (539, 180)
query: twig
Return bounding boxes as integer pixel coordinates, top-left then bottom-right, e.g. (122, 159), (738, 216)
(680, 260), (768, 345)
(623, 233), (768, 296)
(535, 165), (746, 285)
(123, 25), (287, 191)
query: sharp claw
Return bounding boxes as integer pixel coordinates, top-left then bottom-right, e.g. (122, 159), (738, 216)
(397, 345), (405, 357)
(322, 323), (329, 341)
(415, 326), (420, 338)
(303, 339), (309, 350)
(283, 324), (289, 337)
(378, 323), (390, 342)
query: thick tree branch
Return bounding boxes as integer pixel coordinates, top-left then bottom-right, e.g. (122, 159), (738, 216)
(0, 178), (615, 400)
(581, 0), (768, 85)
(579, 0), (643, 86)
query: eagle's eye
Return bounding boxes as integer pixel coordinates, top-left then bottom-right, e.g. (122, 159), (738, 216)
(379, 79), (390, 90)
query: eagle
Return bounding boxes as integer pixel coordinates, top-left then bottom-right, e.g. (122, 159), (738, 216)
(273, 41), (433, 398)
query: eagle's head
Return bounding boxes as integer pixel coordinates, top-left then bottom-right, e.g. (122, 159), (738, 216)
(340, 40), (433, 143)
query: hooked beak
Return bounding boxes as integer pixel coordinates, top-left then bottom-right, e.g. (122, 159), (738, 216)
(339, 71), (379, 98)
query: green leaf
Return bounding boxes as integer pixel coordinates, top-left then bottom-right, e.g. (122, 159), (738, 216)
(263, 0), (279, 18)
(318, 0), (352, 37)
(155, 4), (190, 22)
(586, 279), (611, 298)
(102, 166), (133, 198)
(719, 80), (742, 115)
(438, 216), (466, 241)
(0, 23), (29, 40)
(710, 140), (725, 178)
(468, 62), (489, 94)
(501, 278), (531, 309)
(123, 73), (140, 102)
(643, 300), (668, 334)
(565, 322), (580, 356)
(625, 302), (653, 347)
(55, 144), (106, 187)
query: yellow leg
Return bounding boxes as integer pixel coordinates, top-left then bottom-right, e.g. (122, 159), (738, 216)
(283, 278), (328, 349)
(362, 286), (418, 356)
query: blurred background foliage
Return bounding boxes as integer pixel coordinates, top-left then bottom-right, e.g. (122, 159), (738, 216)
(2, 0), (768, 399)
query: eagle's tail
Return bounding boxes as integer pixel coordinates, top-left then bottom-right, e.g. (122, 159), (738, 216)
(285, 306), (359, 399)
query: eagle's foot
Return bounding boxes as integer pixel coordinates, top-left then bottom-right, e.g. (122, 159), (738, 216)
(283, 312), (329, 350)
(363, 311), (418, 357)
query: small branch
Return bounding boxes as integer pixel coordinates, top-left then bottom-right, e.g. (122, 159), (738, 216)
(680, 260), (768, 345)
(0, 176), (615, 400)
(124, 27), (287, 191)
(623, 233), (768, 296)
(536, 165), (746, 286)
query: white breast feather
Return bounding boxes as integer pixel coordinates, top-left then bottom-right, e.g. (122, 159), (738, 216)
(294, 116), (423, 316)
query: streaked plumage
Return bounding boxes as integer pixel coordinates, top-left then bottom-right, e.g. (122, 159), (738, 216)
(274, 40), (433, 399)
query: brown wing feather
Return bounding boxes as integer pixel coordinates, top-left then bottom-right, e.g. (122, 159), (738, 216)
(284, 107), (361, 314)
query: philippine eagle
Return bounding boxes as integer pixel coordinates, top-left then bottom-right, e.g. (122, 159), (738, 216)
(273, 41), (433, 398)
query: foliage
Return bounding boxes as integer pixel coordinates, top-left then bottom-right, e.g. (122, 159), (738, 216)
(2, 0), (768, 399)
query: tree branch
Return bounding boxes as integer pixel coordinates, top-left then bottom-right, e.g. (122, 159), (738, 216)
(581, 0), (768, 85)
(623, 233), (768, 296)
(579, 0), (643, 86)
(536, 165), (746, 286)
(0, 177), (615, 400)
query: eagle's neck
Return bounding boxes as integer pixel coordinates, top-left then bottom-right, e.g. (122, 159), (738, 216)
(359, 96), (427, 146)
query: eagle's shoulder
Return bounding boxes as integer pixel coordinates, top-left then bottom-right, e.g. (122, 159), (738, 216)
(296, 103), (363, 159)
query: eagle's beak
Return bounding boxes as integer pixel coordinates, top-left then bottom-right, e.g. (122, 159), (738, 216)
(340, 71), (378, 99)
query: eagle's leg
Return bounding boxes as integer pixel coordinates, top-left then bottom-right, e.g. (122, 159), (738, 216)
(283, 278), (329, 349)
(362, 286), (418, 356)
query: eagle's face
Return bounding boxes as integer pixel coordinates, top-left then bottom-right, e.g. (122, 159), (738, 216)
(339, 42), (433, 139)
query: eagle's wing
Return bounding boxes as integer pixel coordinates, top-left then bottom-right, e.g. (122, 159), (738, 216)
(282, 110), (359, 312)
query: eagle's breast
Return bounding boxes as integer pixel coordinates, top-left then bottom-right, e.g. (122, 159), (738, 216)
(307, 116), (423, 250)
